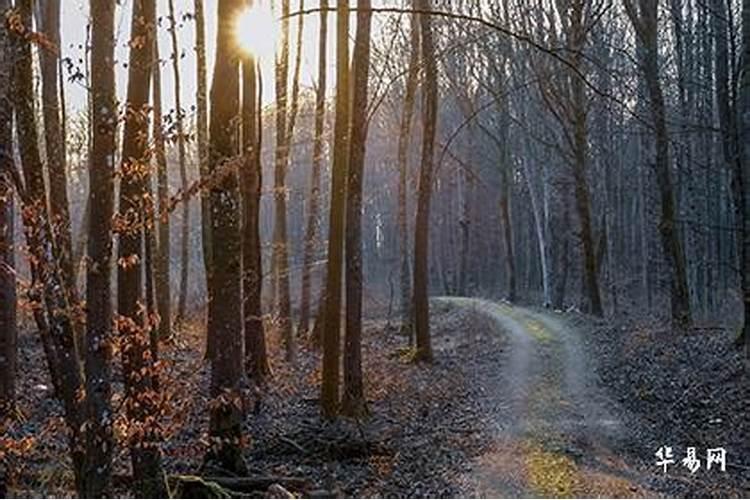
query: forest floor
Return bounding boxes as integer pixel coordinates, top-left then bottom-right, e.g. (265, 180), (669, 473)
(3, 297), (749, 497)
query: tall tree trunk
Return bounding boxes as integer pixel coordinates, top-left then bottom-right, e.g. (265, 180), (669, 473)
(321, 0), (351, 419)
(500, 167), (516, 302)
(11, 0), (88, 493)
(242, 54), (269, 381)
(153, 35), (172, 340)
(341, 0), (372, 418)
(195, 0), (212, 319)
(738, 0), (750, 362)
(412, 0), (438, 363)
(0, 2), (14, 412)
(116, 1), (166, 495)
(624, 0), (692, 329)
(298, 0), (328, 337)
(397, 11), (419, 338)
(168, 0), (191, 326)
(273, 0), (294, 361)
(84, 0), (118, 494)
(37, 0), (79, 337)
(205, 0), (247, 475)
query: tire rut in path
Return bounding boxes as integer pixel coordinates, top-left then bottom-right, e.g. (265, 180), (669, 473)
(435, 297), (652, 498)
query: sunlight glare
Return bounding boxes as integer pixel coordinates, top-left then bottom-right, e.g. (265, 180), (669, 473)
(234, 2), (280, 61)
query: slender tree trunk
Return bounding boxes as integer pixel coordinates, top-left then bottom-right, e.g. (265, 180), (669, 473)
(412, 0), (438, 363)
(625, 0), (691, 329)
(84, 0), (118, 494)
(242, 54), (269, 381)
(566, 0), (602, 317)
(116, 1), (166, 495)
(195, 0), (212, 318)
(205, 0), (247, 475)
(500, 168), (516, 302)
(298, 0), (328, 337)
(37, 0), (79, 336)
(0, 5), (15, 412)
(153, 36), (172, 340)
(168, 0), (191, 327)
(321, 0), (351, 419)
(11, 0), (89, 493)
(397, 11), (419, 338)
(273, 0), (295, 361)
(341, 0), (372, 418)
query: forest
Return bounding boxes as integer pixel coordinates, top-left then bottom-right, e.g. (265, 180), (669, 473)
(0, 0), (748, 497)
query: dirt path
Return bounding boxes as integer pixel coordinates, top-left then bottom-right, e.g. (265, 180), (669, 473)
(435, 297), (653, 498)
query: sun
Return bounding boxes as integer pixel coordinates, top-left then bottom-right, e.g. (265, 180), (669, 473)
(234, 2), (280, 61)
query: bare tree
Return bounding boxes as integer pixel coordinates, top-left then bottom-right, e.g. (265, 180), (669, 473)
(624, 0), (692, 329)
(242, 53), (269, 380)
(321, 0), (351, 419)
(272, 0), (295, 361)
(342, 0), (373, 417)
(84, 0), (118, 494)
(205, 0), (247, 474)
(168, 0), (191, 326)
(298, 0), (328, 337)
(36, 0), (78, 330)
(195, 0), (212, 312)
(396, 10), (419, 338)
(412, 0), (438, 362)
(153, 28), (172, 340)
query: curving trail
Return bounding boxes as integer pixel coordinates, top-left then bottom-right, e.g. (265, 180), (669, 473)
(435, 297), (653, 498)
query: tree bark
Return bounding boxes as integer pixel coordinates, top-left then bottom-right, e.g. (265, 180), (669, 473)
(195, 0), (212, 323)
(153, 35), (172, 340)
(11, 0), (88, 493)
(397, 12), (419, 339)
(84, 0), (118, 494)
(321, 0), (351, 419)
(168, 0), (191, 327)
(298, 0), (328, 337)
(242, 54), (269, 381)
(37, 0), (79, 339)
(341, 0), (372, 418)
(412, 0), (438, 363)
(624, 0), (691, 329)
(116, 1), (166, 495)
(0, 2), (15, 412)
(205, 0), (247, 475)
(272, 0), (295, 361)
